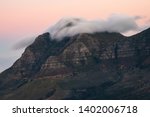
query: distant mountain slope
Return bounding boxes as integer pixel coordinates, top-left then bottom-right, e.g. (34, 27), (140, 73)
(0, 28), (150, 100)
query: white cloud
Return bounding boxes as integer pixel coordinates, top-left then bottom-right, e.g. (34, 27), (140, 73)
(48, 14), (141, 40)
(13, 37), (35, 50)
(13, 14), (148, 49)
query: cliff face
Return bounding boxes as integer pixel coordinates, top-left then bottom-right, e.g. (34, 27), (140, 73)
(0, 28), (150, 100)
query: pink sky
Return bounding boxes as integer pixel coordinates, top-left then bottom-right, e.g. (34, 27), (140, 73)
(0, 0), (150, 40)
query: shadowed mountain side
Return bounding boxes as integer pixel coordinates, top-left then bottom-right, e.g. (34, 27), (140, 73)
(0, 28), (150, 100)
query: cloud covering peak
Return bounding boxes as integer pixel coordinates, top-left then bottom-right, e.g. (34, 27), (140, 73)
(48, 14), (140, 40)
(14, 14), (149, 49)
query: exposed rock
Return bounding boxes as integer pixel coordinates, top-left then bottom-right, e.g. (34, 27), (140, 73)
(0, 28), (150, 100)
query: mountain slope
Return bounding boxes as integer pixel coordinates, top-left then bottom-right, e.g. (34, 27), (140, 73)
(0, 28), (150, 100)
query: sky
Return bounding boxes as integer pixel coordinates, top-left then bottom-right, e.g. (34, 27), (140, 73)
(0, 0), (150, 72)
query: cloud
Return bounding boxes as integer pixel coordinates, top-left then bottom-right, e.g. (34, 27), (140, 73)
(13, 14), (147, 49)
(13, 37), (35, 50)
(48, 14), (141, 40)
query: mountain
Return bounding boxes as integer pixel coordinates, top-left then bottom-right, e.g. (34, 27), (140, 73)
(0, 28), (150, 100)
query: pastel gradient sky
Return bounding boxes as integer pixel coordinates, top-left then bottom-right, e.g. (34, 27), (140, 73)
(0, 0), (150, 72)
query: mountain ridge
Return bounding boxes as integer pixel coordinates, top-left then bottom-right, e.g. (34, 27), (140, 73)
(0, 28), (150, 99)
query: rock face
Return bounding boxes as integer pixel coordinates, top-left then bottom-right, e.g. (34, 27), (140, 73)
(0, 28), (150, 100)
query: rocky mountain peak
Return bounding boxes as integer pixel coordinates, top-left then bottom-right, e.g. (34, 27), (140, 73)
(0, 28), (150, 100)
